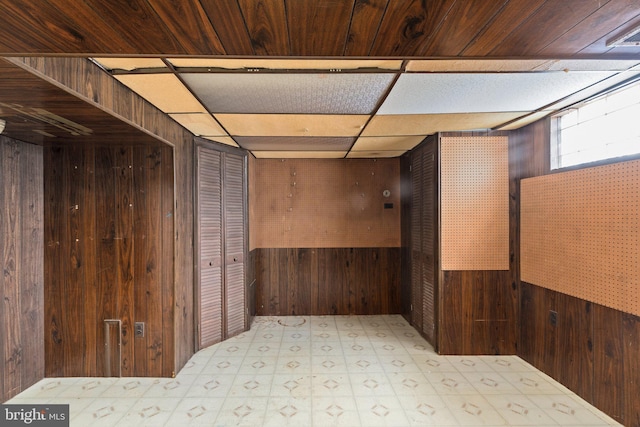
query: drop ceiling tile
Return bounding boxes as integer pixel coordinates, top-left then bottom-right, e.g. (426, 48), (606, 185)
(92, 57), (167, 71)
(169, 113), (227, 136)
(347, 150), (406, 158)
(115, 74), (206, 113)
(168, 58), (402, 70)
(234, 136), (354, 151)
(406, 59), (550, 72)
(495, 111), (554, 130)
(534, 59), (640, 71)
(181, 73), (395, 114)
(215, 114), (368, 137)
(252, 151), (346, 159)
(378, 72), (616, 115)
(361, 112), (527, 136)
(202, 136), (239, 147)
(350, 135), (426, 152)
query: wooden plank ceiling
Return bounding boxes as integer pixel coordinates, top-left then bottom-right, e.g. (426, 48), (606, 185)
(0, 1), (639, 156)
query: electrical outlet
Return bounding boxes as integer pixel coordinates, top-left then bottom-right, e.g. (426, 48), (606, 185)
(135, 322), (145, 338)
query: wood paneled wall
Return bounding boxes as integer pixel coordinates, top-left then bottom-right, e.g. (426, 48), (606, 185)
(251, 158), (402, 317)
(44, 145), (174, 377)
(520, 282), (640, 425)
(256, 248), (400, 316)
(1, 137), (44, 402)
(512, 119), (640, 425)
(8, 57), (196, 375)
(440, 270), (516, 355)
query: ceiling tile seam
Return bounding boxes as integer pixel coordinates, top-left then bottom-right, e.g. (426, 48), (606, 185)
(344, 70), (402, 158)
(163, 57), (236, 145)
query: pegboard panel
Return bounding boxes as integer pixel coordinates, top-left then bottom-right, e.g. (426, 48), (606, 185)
(251, 158), (401, 248)
(521, 160), (640, 316)
(441, 136), (509, 270)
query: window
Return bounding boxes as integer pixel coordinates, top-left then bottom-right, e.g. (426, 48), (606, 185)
(551, 79), (640, 169)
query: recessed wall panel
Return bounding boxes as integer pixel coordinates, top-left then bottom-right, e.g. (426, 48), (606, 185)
(252, 159), (400, 248)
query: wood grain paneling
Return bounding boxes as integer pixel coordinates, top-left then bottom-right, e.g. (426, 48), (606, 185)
(593, 304), (624, 423)
(252, 158), (400, 249)
(199, 0), (254, 55)
(344, 0), (389, 56)
(623, 312), (640, 426)
(44, 145), (175, 378)
(286, 0), (355, 56)
(489, 0), (607, 56)
(370, 0), (455, 56)
(440, 271), (515, 355)
(238, 0), (289, 56)
(256, 248), (400, 316)
(9, 56), (195, 376)
(1, 1), (638, 57)
(1, 136), (44, 402)
(422, 0), (508, 56)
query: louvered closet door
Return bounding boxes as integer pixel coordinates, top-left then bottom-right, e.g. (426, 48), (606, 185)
(411, 150), (424, 330)
(196, 147), (223, 348)
(223, 153), (246, 338)
(421, 141), (436, 344)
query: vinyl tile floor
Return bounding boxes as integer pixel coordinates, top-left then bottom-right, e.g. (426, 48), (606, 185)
(8, 315), (621, 426)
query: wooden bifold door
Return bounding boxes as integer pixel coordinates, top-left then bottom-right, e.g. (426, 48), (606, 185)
(195, 143), (247, 349)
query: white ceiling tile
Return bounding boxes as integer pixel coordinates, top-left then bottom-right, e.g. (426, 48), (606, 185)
(169, 113), (227, 136)
(252, 151), (346, 159)
(215, 114), (369, 137)
(378, 72), (617, 115)
(115, 74), (206, 113)
(181, 73), (395, 114)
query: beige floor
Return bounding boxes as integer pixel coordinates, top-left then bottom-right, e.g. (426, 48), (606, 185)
(8, 315), (620, 426)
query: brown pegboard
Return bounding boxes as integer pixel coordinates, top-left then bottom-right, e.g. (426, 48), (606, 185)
(251, 158), (401, 248)
(521, 160), (640, 316)
(440, 136), (510, 270)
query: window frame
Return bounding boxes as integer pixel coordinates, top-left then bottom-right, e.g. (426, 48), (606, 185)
(549, 78), (640, 172)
